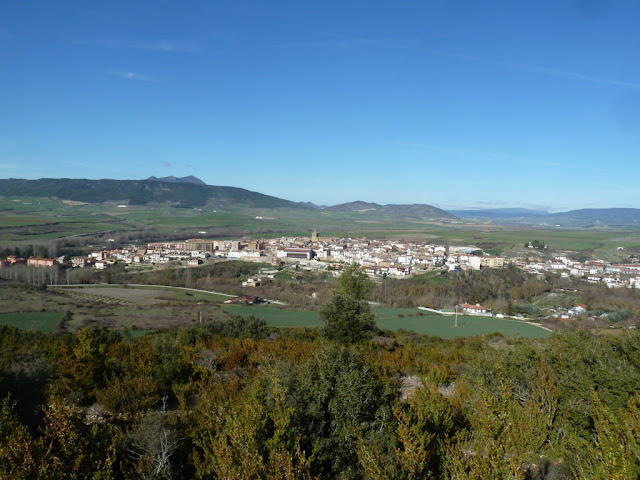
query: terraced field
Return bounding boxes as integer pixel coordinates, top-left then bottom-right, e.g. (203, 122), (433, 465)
(52, 285), (232, 305)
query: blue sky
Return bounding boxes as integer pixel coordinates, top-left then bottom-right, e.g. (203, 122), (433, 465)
(1, 1), (639, 212)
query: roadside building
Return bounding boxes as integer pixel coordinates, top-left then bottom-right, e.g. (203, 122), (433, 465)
(458, 303), (492, 316)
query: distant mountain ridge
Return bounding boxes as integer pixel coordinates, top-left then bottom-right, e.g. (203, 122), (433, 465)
(448, 208), (550, 218)
(0, 178), (457, 222)
(3, 177), (636, 225)
(547, 208), (640, 224)
(326, 201), (380, 212)
(147, 175), (206, 185)
(450, 206), (640, 225)
(0, 178), (302, 209)
(328, 201), (455, 220)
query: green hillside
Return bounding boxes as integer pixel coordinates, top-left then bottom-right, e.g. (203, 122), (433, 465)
(0, 178), (303, 208)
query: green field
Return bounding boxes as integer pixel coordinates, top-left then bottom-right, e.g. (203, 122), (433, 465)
(0, 312), (63, 332)
(376, 315), (550, 339)
(223, 305), (551, 339)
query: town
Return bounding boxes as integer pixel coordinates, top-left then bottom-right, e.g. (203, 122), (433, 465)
(2, 228), (639, 324)
(4, 229), (639, 287)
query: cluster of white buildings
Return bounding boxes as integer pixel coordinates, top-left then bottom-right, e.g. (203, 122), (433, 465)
(66, 230), (640, 288)
(522, 255), (640, 288)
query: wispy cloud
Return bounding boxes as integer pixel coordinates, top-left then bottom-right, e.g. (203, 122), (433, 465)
(108, 70), (162, 82)
(273, 27), (484, 55)
(96, 39), (200, 52)
(161, 161), (171, 167)
(398, 45), (640, 90)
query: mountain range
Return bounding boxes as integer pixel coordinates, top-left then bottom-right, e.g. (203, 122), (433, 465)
(326, 201), (455, 220)
(1, 177), (639, 225)
(446, 207), (640, 225)
(447, 208), (550, 218)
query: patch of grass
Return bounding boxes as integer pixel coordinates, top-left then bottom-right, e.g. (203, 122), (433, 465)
(0, 312), (63, 332)
(373, 308), (422, 320)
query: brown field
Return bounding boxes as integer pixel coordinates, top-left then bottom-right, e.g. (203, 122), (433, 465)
(65, 287), (166, 305)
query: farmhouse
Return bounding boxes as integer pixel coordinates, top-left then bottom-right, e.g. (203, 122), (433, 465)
(224, 295), (262, 305)
(459, 303), (492, 316)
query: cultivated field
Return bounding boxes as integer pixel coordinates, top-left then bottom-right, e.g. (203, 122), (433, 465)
(223, 304), (551, 339)
(52, 285), (232, 306)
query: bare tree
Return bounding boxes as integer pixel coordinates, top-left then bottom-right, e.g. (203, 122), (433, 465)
(128, 403), (182, 480)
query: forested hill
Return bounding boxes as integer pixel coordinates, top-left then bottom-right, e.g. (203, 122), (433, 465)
(0, 178), (457, 221)
(0, 178), (305, 208)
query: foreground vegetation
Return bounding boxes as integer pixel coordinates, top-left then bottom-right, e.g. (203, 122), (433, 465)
(2, 322), (640, 479)
(0, 265), (636, 479)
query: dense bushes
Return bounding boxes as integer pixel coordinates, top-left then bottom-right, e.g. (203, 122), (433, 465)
(3, 325), (640, 478)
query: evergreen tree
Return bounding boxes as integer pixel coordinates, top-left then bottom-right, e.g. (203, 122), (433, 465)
(321, 263), (377, 343)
